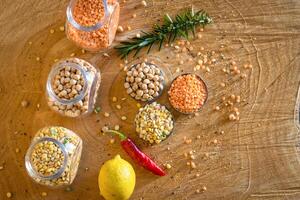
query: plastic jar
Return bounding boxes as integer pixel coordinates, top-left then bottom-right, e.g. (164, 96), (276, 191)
(25, 126), (82, 187)
(46, 58), (101, 117)
(65, 0), (120, 51)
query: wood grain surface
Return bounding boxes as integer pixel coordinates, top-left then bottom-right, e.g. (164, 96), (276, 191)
(0, 0), (300, 199)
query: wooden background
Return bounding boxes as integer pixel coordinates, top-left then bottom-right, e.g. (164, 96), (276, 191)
(0, 0), (300, 199)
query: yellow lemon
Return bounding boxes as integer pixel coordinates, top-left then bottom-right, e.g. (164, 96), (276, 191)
(99, 155), (136, 200)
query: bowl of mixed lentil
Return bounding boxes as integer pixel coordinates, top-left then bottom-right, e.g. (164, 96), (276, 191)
(134, 102), (174, 144)
(124, 61), (166, 102)
(168, 73), (208, 114)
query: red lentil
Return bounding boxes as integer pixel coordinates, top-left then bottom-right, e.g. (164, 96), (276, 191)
(66, 0), (120, 51)
(168, 74), (208, 114)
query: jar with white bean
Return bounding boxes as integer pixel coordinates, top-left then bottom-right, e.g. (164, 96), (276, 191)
(25, 126), (82, 187)
(46, 58), (101, 117)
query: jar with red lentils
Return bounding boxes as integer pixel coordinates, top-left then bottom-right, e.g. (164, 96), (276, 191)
(66, 0), (120, 51)
(46, 58), (101, 117)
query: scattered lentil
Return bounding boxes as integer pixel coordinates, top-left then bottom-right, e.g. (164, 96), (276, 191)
(117, 25), (124, 32)
(41, 192), (47, 197)
(21, 100), (29, 107)
(6, 192), (12, 198)
(141, 0), (147, 6)
(114, 125), (120, 131)
(116, 104), (122, 109)
(166, 163), (172, 169)
(110, 138), (115, 144)
(191, 162), (196, 168)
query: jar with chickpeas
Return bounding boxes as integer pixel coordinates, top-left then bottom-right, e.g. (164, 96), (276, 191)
(25, 126), (82, 187)
(46, 58), (101, 117)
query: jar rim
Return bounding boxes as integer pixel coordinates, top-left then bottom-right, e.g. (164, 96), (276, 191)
(46, 59), (88, 105)
(66, 0), (109, 32)
(25, 137), (69, 180)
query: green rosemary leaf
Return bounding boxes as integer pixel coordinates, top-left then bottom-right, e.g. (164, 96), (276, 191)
(115, 9), (212, 58)
(147, 42), (154, 53)
(158, 39), (164, 50)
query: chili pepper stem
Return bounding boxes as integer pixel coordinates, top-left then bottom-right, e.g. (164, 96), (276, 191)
(105, 130), (127, 141)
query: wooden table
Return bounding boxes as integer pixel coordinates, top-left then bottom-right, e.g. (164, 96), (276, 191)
(0, 0), (299, 199)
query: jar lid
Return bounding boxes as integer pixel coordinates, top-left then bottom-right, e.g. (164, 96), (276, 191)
(46, 59), (88, 105)
(66, 0), (109, 32)
(25, 137), (69, 180)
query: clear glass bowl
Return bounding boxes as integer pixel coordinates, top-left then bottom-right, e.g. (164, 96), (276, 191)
(124, 58), (166, 103)
(134, 102), (174, 144)
(168, 73), (208, 114)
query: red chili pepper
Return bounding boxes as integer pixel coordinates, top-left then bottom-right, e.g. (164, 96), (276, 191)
(106, 130), (166, 176)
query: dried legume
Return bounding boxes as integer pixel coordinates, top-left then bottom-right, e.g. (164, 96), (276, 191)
(124, 62), (164, 102)
(47, 58), (101, 117)
(168, 74), (208, 114)
(135, 102), (174, 144)
(66, 0), (120, 51)
(25, 127), (82, 187)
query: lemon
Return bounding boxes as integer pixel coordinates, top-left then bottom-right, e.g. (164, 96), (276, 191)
(99, 155), (136, 200)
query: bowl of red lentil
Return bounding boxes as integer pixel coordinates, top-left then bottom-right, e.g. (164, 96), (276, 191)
(168, 73), (208, 114)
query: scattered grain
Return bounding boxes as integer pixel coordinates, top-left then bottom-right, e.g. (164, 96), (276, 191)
(166, 163), (172, 169)
(112, 97), (117, 102)
(41, 192), (47, 197)
(6, 192), (12, 198)
(117, 25), (124, 32)
(21, 100), (29, 107)
(114, 125), (120, 131)
(141, 0), (147, 7)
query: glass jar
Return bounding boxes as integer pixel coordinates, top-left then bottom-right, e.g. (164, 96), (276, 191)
(25, 126), (82, 187)
(46, 58), (101, 117)
(66, 0), (120, 51)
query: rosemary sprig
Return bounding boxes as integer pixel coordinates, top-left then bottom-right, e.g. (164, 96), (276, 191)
(115, 8), (212, 59)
